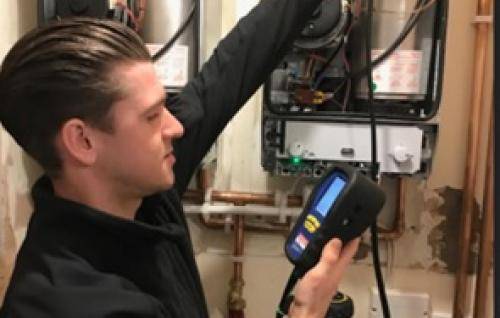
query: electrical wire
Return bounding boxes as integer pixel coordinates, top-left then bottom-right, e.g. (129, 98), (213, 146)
(348, 0), (436, 80)
(312, 38), (345, 89)
(115, 1), (138, 26)
(340, 46), (351, 111)
(276, 269), (301, 318)
(319, 0), (435, 106)
(365, 0), (390, 317)
(134, 0), (147, 32)
(312, 3), (357, 91)
(267, 0), (441, 117)
(308, 54), (328, 63)
(303, 57), (316, 81)
(319, 71), (347, 102)
(152, 1), (197, 62)
(411, 0), (438, 14)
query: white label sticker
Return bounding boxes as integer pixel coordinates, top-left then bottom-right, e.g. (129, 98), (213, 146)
(372, 49), (423, 94)
(146, 44), (189, 87)
(295, 233), (309, 250)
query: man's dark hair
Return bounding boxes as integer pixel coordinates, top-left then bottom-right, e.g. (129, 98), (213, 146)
(0, 17), (151, 177)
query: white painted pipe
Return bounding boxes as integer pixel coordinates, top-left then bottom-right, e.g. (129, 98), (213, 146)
(183, 203), (302, 217)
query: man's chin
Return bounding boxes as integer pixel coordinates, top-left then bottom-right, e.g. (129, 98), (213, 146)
(140, 178), (174, 197)
(157, 175), (175, 192)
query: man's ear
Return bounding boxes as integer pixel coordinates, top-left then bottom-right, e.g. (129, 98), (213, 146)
(59, 119), (98, 166)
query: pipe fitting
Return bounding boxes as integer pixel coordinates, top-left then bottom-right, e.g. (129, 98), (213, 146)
(227, 277), (246, 311)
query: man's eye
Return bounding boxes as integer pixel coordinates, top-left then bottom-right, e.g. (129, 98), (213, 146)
(147, 113), (160, 121)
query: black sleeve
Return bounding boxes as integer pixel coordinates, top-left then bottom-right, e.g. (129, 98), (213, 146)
(170, 0), (324, 195)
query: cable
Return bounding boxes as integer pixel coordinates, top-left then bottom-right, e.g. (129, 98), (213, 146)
(312, 38), (345, 89)
(365, 0), (390, 317)
(115, 1), (138, 27)
(316, 0), (432, 89)
(340, 46), (351, 111)
(152, 1), (197, 62)
(266, 0), (440, 117)
(412, 0), (438, 14)
(363, 6), (438, 312)
(276, 269), (301, 318)
(349, 0), (435, 80)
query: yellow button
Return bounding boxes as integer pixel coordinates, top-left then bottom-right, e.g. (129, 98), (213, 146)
(304, 220), (316, 233)
(307, 215), (321, 228)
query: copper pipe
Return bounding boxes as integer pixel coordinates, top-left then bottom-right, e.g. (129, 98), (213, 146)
(199, 216), (291, 233)
(186, 170), (405, 239)
(197, 167), (210, 191)
(453, 0), (492, 316)
(185, 189), (303, 207)
(227, 214), (246, 316)
(233, 214), (245, 280)
(192, 168), (298, 231)
(187, 187), (404, 238)
(192, 169), (296, 232)
(473, 110), (493, 318)
(378, 177), (406, 240)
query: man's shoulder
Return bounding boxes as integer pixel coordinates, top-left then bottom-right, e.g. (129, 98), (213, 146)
(1, 249), (162, 318)
(6, 244), (134, 295)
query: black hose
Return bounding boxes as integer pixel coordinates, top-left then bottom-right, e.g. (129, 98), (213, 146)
(365, 0), (390, 317)
(349, 0), (428, 80)
(276, 269), (301, 318)
(371, 224), (390, 317)
(152, 1), (197, 62)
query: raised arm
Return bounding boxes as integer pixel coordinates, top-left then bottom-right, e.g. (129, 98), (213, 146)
(171, 0), (323, 195)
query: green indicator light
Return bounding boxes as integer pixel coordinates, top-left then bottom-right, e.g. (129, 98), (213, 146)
(371, 82), (377, 91)
(290, 156), (302, 165)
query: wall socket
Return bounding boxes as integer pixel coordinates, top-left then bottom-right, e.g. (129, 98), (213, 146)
(370, 287), (431, 318)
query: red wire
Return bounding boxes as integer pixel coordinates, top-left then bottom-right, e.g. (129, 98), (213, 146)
(115, 2), (138, 27)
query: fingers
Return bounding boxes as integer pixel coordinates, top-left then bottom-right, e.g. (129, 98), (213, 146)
(304, 238), (342, 284)
(319, 238), (343, 266)
(289, 237), (360, 317)
(313, 237), (360, 280)
(344, 237), (361, 256)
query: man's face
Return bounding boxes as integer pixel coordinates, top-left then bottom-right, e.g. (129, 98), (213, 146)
(94, 61), (184, 197)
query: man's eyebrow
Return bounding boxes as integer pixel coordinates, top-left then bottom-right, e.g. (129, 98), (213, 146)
(141, 96), (167, 115)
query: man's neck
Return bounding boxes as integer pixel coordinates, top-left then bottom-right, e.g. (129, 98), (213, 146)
(51, 174), (141, 220)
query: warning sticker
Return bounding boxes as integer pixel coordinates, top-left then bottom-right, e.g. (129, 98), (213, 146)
(372, 49), (423, 95)
(146, 44), (189, 88)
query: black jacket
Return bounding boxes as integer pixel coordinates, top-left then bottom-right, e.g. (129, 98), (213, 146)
(0, 0), (322, 316)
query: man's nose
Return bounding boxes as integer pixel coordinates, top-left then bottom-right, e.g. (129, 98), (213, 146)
(162, 109), (184, 139)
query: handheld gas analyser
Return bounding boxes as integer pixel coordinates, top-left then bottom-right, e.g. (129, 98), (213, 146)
(277, 164), (385, 317)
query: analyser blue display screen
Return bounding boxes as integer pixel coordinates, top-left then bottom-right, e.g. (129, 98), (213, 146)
(315, 177), (346, 217)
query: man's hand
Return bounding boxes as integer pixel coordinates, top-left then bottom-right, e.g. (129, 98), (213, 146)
(288, 237), (360, 318)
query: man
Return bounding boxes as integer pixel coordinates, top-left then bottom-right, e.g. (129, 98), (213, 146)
(0, 0), (360, 317)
